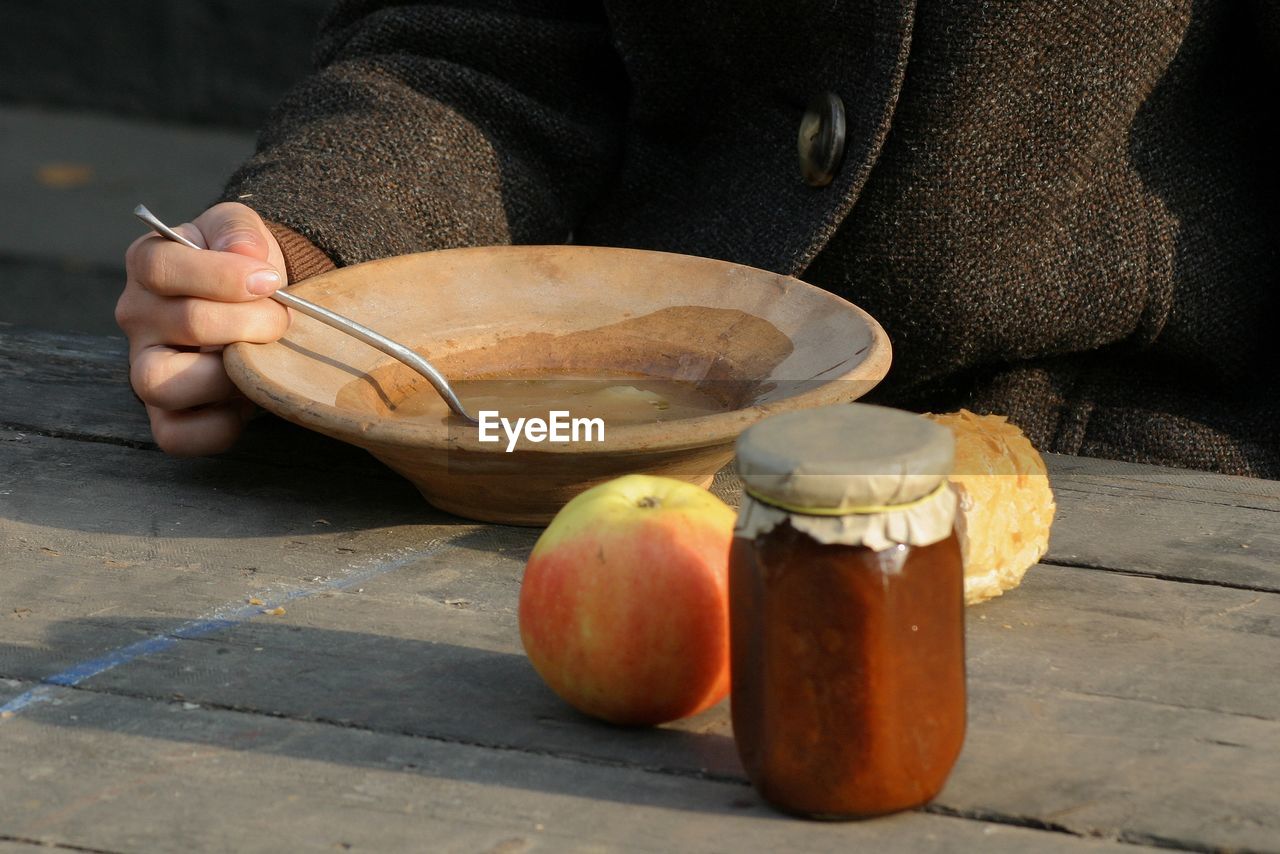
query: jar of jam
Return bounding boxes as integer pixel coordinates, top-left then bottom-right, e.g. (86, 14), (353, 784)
(729, 403), (965, 818)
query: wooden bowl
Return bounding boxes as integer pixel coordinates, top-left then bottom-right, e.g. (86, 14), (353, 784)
(225, 245), (890, 524)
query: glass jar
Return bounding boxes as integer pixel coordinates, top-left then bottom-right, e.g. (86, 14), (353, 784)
(729, 404), (966, 818)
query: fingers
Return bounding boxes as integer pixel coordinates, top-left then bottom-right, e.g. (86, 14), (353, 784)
(129, 341), (259, 457)
(118, 288), (291, 349)
(126, 233), (282, 302)
(147, 400), (254, 458)
(130, 347), (237, 411)
(195, 202), (277, 261)
(126, 203), (283, 301)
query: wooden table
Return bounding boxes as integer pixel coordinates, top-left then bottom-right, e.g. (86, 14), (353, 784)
(1, 326), (1277, 853)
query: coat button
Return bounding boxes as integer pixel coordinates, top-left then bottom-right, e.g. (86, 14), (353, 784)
(798, 92), (847, 187)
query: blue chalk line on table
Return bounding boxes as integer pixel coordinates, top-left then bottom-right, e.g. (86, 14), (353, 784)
(0, 538), (460, 720)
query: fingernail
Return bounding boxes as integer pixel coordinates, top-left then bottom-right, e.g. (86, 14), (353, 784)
(246, 269), (281, 295)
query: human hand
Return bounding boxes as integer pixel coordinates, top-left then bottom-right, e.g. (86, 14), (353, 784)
(116, 202), (290, 456)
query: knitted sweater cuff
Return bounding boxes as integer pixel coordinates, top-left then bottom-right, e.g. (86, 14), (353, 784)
(265, 221), (337, 283)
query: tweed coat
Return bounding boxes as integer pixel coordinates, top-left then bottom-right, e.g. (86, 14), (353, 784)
(224, 0), (1280, 477)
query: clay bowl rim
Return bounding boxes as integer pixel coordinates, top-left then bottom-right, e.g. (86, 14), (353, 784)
(224, 245), (893, 455)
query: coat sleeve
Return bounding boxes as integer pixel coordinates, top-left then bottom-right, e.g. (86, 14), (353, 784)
(222, 0), (627, 267)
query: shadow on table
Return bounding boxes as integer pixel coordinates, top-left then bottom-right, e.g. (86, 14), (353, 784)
(0, 417), (495, 538)
(1, 616), (752, 815)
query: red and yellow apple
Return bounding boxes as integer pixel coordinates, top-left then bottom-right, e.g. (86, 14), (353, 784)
(518, 474), (736, 726)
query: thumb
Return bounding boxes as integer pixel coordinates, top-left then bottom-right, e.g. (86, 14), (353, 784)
(197, 202), (273, 261)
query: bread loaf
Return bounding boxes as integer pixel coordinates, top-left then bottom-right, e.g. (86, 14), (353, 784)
(923, 410), (1056, 604)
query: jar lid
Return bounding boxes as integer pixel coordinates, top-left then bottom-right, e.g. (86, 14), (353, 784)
(735, 404), (955, 514)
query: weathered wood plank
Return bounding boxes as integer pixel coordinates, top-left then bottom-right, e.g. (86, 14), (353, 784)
(0, 680), (1139, 854)
(0, 429), (442, 545)
(0, 328), (146, 446)
(4, 429), (1278, 851)
(0, 327), (403, 477)
(9, 564), (1274, 851)
(4, 328), (1280, 848)
(0, 428), (494, 683)
(5, 326), (1280, 593)
(1046, 453), (1280, 507)
(7, 432), (1273, 721)
(1042, 456), (1280, 593)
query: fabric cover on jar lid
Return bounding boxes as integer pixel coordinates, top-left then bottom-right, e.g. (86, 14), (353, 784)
(734, 404), (958, 551)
